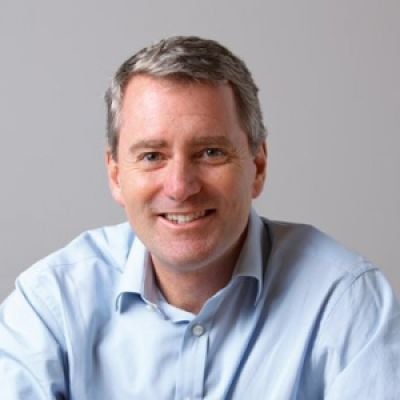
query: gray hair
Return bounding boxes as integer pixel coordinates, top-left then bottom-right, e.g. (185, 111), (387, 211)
(105, 36), (267, 159)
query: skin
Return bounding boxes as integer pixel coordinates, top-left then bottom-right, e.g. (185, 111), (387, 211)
(107, 75), (267, 313)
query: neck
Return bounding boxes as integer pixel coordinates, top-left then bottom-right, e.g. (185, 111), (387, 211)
(151, 228), (248, 314)
(152, 261), (235, 314)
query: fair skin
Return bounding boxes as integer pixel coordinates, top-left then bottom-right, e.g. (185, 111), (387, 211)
(107, 75), (267, 313)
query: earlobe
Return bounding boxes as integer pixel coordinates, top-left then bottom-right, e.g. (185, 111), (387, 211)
(252, 142), (267, 199)
(105, 150), (125, 208)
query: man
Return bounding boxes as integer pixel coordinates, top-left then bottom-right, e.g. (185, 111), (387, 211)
(0, 36), (399, 399)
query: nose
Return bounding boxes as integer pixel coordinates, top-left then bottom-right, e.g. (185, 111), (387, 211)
(163, 157), (201, 202)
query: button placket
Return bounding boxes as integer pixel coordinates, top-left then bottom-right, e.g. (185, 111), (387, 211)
(175, 322), (209, 400)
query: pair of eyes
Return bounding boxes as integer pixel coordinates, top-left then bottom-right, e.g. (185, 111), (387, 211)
(138, 148), (228, 163)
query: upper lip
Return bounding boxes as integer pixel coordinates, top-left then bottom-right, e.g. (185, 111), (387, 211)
(157, 209), (215, 216)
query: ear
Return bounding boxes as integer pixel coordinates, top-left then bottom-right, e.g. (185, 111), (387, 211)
(105, 150), (125, 208)
(252, 142), (267, 199)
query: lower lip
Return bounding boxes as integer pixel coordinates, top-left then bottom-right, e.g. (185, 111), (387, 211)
(158, 211), (215, 229)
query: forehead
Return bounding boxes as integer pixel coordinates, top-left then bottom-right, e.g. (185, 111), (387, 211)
(122, 75), (233, 106)
(120, 75), (243, 134)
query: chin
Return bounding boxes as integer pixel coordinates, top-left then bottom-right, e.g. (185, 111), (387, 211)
(152, 246), (221, 272)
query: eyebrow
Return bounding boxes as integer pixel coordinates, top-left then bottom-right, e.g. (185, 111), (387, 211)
(129, 135), (233, 153)
(190, 135), (233, 147)
(129, 139), (168, 153)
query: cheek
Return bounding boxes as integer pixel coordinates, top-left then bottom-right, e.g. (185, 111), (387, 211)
(119, 171), (158, 207)
(209, 168), (253, 203)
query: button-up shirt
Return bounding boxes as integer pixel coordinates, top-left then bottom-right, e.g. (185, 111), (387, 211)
(1, 210), (399, 399)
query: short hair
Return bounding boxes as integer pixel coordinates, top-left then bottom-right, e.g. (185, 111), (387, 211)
(105, 36), (267, 159)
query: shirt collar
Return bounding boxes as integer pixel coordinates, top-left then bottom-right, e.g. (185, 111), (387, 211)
(115, 207), (267, 311)
(115, 236), (157, 312)
(230, 208), (265, 305)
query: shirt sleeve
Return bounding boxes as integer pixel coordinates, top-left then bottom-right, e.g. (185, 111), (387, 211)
(317, 270), (400, 399)
(0, 279), (68, 399)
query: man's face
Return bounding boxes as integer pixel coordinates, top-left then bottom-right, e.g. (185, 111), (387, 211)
(107, 76), (266, 273)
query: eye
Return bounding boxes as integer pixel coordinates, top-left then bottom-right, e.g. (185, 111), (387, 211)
(202, 148), (226, 159)
(139, 152), (164, 162)
(194, 147), (229, 165)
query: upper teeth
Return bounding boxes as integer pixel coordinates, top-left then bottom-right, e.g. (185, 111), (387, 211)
(164, 211), (206, 224)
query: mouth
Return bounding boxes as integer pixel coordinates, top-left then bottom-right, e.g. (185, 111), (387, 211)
(159, 209), (215, 225)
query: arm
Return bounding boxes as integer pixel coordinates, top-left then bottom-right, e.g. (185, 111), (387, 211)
(0, 280), (68, 399)
(317, 270), (400, 399)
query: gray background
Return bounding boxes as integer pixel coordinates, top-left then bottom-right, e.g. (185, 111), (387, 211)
(0, 0), (399, 301)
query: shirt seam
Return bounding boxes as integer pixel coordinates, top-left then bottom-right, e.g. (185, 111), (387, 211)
(21, 276), (66, 351)
(314, 266), (379, 350)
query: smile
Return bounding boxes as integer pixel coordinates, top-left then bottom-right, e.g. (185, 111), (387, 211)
(161, 210), (213, 225)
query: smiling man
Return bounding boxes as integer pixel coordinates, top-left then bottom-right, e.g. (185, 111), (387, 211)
(107, 75), (266, 314)
(1, 36), (399, 399)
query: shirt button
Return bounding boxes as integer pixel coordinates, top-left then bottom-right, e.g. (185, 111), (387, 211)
(192, 324), (205, 337)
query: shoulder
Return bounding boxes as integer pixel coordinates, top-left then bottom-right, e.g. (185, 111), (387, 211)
(23, 222), (132, 274)
(258, 218), (394, 323)
(16, 222), (134, 309)
(0, 222), (135, 355)
(260, 220), (400, 397)
(263, 218), (375, 279)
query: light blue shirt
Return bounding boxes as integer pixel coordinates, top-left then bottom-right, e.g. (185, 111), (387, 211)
(1, 210), (399, 399)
